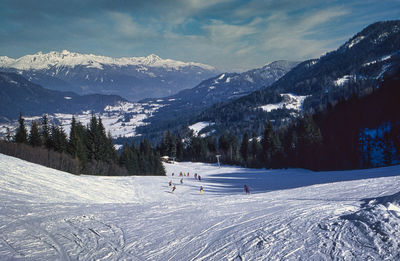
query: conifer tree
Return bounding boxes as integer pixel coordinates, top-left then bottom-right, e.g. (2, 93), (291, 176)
(41, 114), (51, 149)
(29, 121), (42, 147)
(14, 113), (28, 144)
(50, 124), (68, 153)
(261, 121), (275, 167)
(68, 116), (79, 156)
(176, 134), (184, 160)
(250, 132), (261, 161)
(68, 116), (87, 166)
(297, 115), (323, 169)
(86, 114), (98, 160)
(240, 132), (249, 166)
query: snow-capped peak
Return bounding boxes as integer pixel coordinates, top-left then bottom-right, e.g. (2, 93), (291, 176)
(142, 54), (161, 65)
(0, 50), (217, 71)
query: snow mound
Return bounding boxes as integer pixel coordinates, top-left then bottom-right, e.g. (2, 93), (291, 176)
(319, 191), (400, 260)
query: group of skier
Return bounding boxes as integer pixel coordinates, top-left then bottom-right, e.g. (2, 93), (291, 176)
(169, 172), (251, 195)
(169, 171), (203, 194)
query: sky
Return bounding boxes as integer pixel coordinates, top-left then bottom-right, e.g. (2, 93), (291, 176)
(0, 0), (399, 71)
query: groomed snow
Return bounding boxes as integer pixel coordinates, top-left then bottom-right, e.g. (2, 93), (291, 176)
(1, 154), (400, 260)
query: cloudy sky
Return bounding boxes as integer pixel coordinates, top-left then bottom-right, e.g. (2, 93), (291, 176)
(1, 0), (399, 71)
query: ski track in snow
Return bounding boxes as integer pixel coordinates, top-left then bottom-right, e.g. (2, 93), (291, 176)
(0, 153), (400, 260)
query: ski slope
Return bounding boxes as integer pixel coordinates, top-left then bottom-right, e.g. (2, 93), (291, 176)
(1, 153), (400, 260)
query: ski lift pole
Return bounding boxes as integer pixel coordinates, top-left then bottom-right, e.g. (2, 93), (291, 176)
(216, 155), (221, 168)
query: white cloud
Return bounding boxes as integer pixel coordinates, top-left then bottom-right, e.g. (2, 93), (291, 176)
(108, 12), (156, 39)
(262, 8), (348, 58)
(203, 19), (257, 42)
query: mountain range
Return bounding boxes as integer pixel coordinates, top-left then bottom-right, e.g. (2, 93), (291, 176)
(1, 20), (399, 144)
(140, 60), (299, 123)
(192, 20), (400, 137)
(0, 50), (219, 101)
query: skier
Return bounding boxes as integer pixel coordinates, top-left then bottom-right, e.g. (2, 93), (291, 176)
(198, 175), (201, 181)
(169, 180), (172, 186)
(180, 178), (183, 184)
(172, 185), (177, 192)
(194, 173), (198, 180)
(172, 173), (174, 176)
(244, 185), (250, 194)
(187, 172), (190, 177)
(200, 186), (203, 194)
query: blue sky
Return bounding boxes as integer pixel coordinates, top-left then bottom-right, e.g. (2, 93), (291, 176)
(0, 0), (399, 71)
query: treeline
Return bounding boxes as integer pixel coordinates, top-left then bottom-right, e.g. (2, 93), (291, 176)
(158, 68), (400, 170)
(1, 114), (165, 176)
(158, 116), (322, 170)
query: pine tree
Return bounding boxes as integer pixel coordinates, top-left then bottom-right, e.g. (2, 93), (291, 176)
(261, 121), (275, 168)
(120, 143), (138, 174)
(176, 134), (184, 160)
(250, 132), (261, 160)
(68, 116), (87, 167)
(297, 115), (323, 169)
(14, 113), (28, 144)
(86, 114), (98, 160)
(240, 132), (249, 166)
(50, 124), (68, 153)
(41, 114), (51, 149)
(29, 121), (42, 147)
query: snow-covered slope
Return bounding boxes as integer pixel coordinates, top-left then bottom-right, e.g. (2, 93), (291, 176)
(1, 153), (400, 260)
(0, 100), (164, 142)
(0, 50), (219, 101)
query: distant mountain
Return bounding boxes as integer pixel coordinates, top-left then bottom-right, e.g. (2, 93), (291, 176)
(135, 60), (299, 140)
(161, 60), (299, 106)
(194, 20), (400, 136)
(0, 50), (219, 101)
(0, 72), (125, 121)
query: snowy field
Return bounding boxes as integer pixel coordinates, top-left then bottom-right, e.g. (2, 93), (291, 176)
(1, 153), (400, 260)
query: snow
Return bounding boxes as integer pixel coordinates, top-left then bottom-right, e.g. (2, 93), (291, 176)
(188, 121), (215, 136)
(63, 96), (72, 100)
(363, 54), (394, 67)
(334, 75), (356, 86)
(0, 101), (164, 139)
(259, 93), (309, 112)
(1, 153), (400, 260)
(347, 35), (365, 48)
(217, 73), (225, 80)
(245, 75), (254, 83)
(0, 50), (216, 71)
